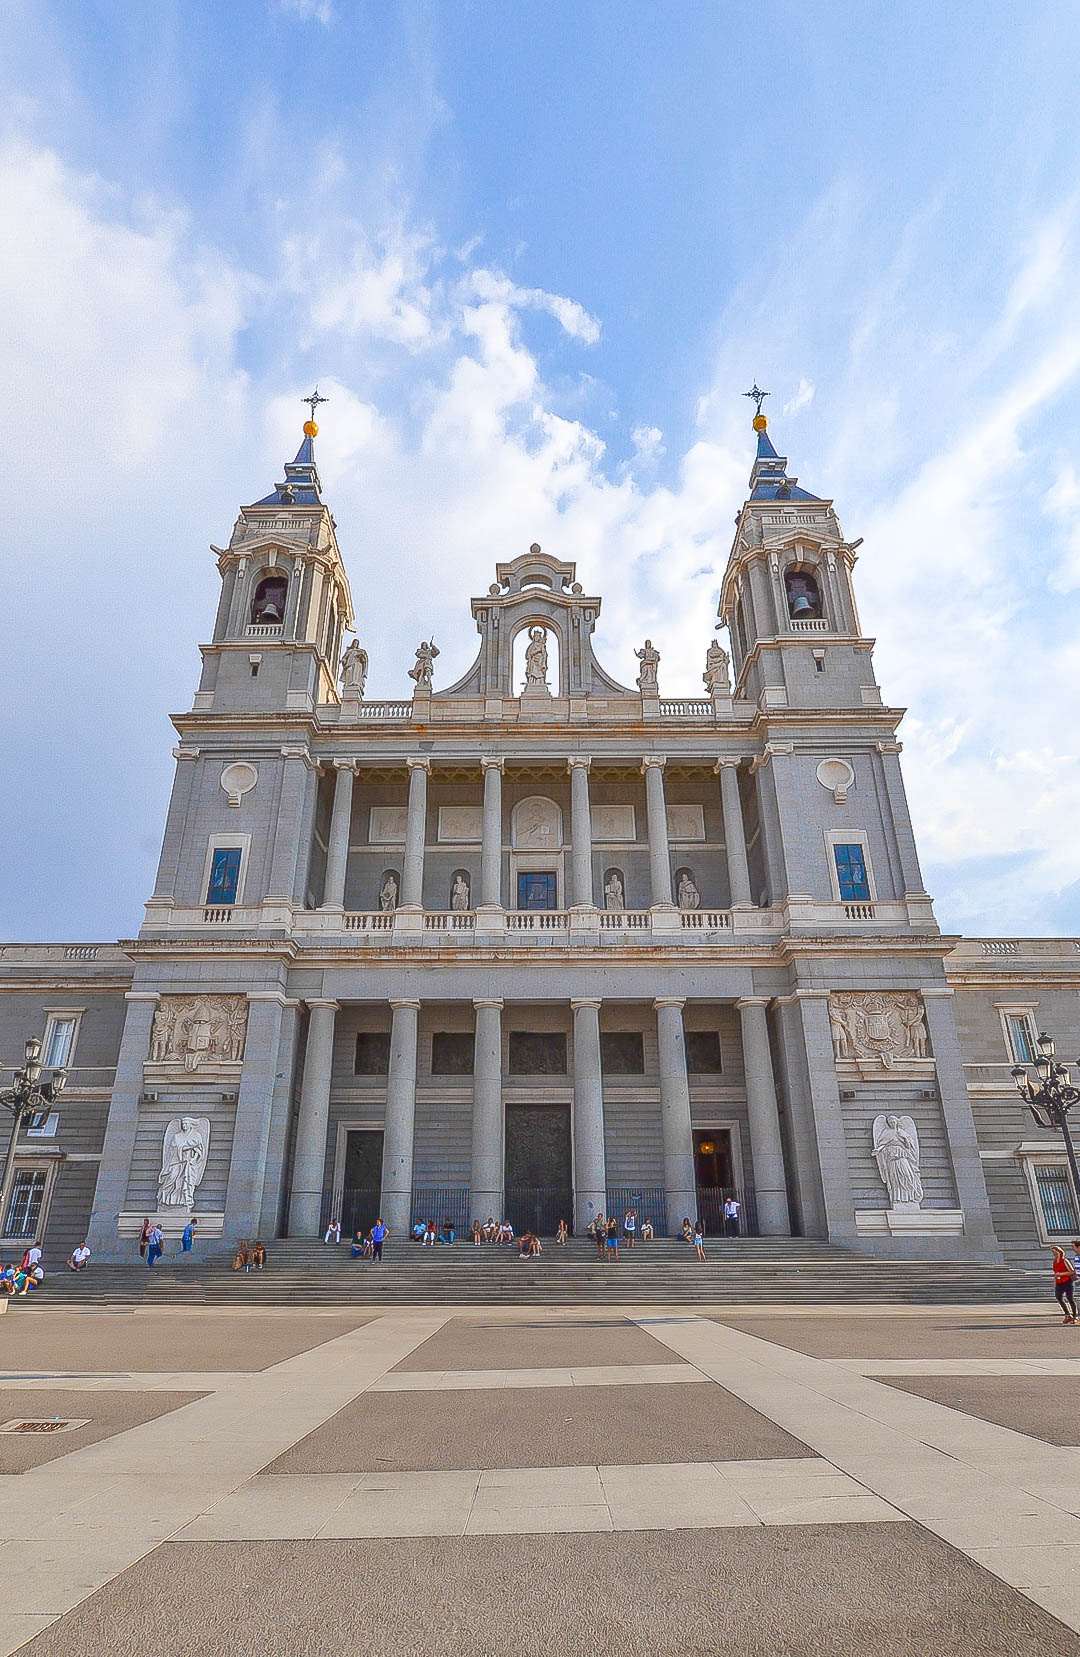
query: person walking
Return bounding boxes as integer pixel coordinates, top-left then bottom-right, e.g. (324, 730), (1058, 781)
(146, 1223), (164, 1267)
(138, 1217), (151, 1260)
(324, 1217), (341, 1245)
(371, 1218), (388, 1263)
(693, 1221), (707, 1261)
(181, 1217), (197, 1254)
(1052, 1246), (1078, 1323)
(723, 1196), (741, 1238)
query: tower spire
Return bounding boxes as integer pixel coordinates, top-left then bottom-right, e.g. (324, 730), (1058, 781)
(741, 385), (817, 501)
(251, 389), (327, 507)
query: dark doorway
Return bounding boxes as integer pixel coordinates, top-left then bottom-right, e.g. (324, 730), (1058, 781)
(517, 871), (558, 910)
(693, 1129), (733, 1189)
(338, 1129), (383, 1237)
(504, 1103), (572, 1234)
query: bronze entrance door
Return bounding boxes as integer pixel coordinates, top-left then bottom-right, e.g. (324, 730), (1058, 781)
(504, 1104), (572, 1235)
(339, 1129), (383, 1238)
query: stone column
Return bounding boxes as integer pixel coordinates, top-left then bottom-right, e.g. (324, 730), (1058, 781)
(641, 756), (674, 909)
(478, 757), (504, 912)
(470, 998), (504, 1221)
(86, 991), (160, 1259)
(381, 998), (421, 1235)
(571, 998), (606, 1229)
(568, 756), (595, 908)
(399, 758), (430, 911)
(654, 998), (696, 1234)
(736, 996), (790, 1235)
(223, 992), (287, 1246)
(266, 745), (313, 902)
(321, 760), (356, 910)
(287, 998), (339, 1236)
(715, 758), (753, 908)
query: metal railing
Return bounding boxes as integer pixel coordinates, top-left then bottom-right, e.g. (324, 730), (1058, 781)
(694, 1185), (758, 1236)
(410, 1187), (472, 1235)
(504, 1186), (573, 1236)
(605, 1187), (668, 1236)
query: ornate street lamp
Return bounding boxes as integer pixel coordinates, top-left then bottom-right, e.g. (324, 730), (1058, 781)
(0, 1036), (67, 1233)
(1012, 1031), (1080, 1224)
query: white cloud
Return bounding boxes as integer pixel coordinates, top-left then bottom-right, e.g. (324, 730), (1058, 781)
(782, 377), (815, 417)
(275, 0), (334, 24)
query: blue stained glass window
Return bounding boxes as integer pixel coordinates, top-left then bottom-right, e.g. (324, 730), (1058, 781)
(518, 871), (557, 911)
(207, 847), (242, 905)
(833, 843), (870, 902)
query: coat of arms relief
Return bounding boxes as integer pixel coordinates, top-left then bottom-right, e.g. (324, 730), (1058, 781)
(827, 992), (931, 1071)
(146, 995), (248, 1073)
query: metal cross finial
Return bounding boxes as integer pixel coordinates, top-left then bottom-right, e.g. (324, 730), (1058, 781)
(303, 387), (329, 421)
(743, 383), (769, 416)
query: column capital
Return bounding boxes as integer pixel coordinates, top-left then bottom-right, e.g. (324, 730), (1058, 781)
(280, 744), (311, 760)
(714, 756), (744, 773)
(653, 996), (686, 1010)
(570, 997), (603, 1010)
(389, 996), (422, 1010)
(332, 757), (358, 774)
(480, 755), (505, 773)
(406, 755), (431, 773)
(472, 997), (504, 1010)
(304, 997), (340, 1012)
(735, 995), (770, 1011)
(567, 755), (593, 772)
(640, 755), (667, 773)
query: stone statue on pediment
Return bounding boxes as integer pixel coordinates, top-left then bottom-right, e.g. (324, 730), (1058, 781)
(340, 639), (368, 698)
(524, 627), (549, 689)
(408, 640), (439, 689)
(703, 638), (730, 695)
(635, 639), (660, 694)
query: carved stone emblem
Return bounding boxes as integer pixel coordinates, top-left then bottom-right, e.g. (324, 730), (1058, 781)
(827, 992), (929, 1069)
(148, 996), (247, 1071)
(157, 1116), (210, 1209)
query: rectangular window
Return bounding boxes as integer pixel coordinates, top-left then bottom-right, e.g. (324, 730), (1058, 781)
(517, 871), (558, 911)
(833, 843), (870, 902)
(600, 1031), (645, 1075)
(1034, 1164), (1078, 1236)
(42, 1016), (77, 1070)
(3, 1169), (48, 1239)
(686, 1031), (724, 1074)
(354, 1033), (391, 1075)
(206, 846), (243, 906)
(431, 1032), (475, 1075)
(508, 1031), (567, 1076)
(1005, 1013), (1038, 1065)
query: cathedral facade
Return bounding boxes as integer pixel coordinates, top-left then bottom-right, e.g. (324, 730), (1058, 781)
(2, 408), (1076, 1266)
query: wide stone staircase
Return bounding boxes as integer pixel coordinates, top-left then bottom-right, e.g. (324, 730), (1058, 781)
(12, 1237), (1043, 1309)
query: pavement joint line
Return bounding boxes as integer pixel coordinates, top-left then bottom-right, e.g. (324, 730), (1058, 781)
(0, 1312), (452, 1654)
(369, 1361), (706, 1392)
(631, 1313), (1080, 1635)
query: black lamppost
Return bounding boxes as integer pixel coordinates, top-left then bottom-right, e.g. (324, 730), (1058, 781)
(0, 1037), (67, 1234)
(1011, 1031), (1080, 1224)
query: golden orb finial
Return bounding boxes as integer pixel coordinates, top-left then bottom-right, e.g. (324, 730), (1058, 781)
(753, 413), (768, 432)
(303, 419), (319, 437)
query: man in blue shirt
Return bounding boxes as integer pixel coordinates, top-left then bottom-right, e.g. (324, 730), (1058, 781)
(370, 1219), (388, 1262)
(181, 1218), (196, 1253)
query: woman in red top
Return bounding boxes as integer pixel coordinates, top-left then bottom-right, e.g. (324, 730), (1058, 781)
(1051, 1247), (1077, 1323)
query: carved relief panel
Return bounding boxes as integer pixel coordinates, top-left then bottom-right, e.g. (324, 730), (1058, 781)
(828, 992), (931, 1073)
(146, 995), (248, 1075)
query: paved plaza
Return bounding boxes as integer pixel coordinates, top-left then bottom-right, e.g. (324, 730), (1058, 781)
(3, 1302), (1080, 1653)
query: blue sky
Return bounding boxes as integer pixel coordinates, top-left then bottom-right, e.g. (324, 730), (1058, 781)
(3, 0), (1080, 940)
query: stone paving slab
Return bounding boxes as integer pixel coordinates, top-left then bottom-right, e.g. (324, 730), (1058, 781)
(265, 1378), (810, 1474)
(842, 1358), (1080, 1376)
(0, 1391), (205, 1473)
(878, 1376), (1080, 1448)
(371, 1361), (701, 1391)
(391, 1315), (673, 1371)
(12, 1526), (1079, 1657)
(0, 1312), (375, 1373)
(714, 1311), (1079, 1359)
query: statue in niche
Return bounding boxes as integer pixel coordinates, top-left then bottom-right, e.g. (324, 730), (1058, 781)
(339, 639), (368, 698)
(634, 639), (660, 694)
(604, 870), (625, 911)
(523, 627), (549, 689)
(157, 1116), (210, 1210)
(450, 872), (470, 911)
(408, 639), (439, 689)
(872, 1113), (924, 1208)
(677, 870), (701, 910)
(379, 872), (399, 912)
(827, 992), (930, 1069)
(702, 637), (730, 695)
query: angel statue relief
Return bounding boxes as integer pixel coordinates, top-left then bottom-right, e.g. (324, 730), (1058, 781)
(872, 1113), (924, 1208)
(157, 1116), (210, 1209)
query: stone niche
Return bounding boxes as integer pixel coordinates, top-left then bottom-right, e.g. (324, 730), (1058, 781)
(828, 991), (934, 1079)
(144, 995), (248, 1082)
